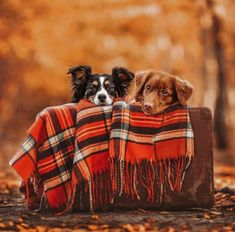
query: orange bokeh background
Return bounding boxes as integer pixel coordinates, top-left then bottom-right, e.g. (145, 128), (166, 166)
(1, 0), (235, 176)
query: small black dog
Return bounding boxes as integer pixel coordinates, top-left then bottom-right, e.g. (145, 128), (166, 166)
(67, 65), (134, 105)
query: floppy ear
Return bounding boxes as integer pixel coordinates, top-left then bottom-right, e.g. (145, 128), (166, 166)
(112, 67), (134, 97)
(174, 77), (193, 105)
(67, 65), (92, 103)
(133, 72), (146, 102)
(132, 71), (150, 102)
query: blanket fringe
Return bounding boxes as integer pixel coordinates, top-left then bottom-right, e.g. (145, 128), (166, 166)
(59, 156), (192, 212)
(70, 171), (112, 212)
(20, 158), (192, 212)
(111, 156), (192, 205)
(19, 174), (44, 210)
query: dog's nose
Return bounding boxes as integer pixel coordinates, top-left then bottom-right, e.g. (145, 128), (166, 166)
(98, 94), (107, 103)
(144, 103), (153, 112)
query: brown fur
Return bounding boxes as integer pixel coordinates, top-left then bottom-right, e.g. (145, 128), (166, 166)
(127, 70), (193, 115)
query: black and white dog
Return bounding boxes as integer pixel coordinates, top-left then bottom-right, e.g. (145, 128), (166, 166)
(67, 65), (134, 105)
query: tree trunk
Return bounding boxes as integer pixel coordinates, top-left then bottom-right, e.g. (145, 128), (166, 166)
(208, 0), (229, 149)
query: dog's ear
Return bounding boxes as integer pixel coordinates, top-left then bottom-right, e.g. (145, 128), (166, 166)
(132, 71), (150, 102)
(67, 65), (91, 83)
(67, 65), (92, 103)
(112, 67), (134, 97)
(174, 76), (193, 105)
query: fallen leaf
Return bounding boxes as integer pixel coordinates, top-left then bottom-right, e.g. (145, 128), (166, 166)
(137, 224), (146, 232)
(20, 222), (29, 228)
(88, 225), (98, 231)
(223, 226), (233, 231)
(210, 211), (223, 216)
(137, 208), (146, 213)
(8, 221), (14, 227)
(143, 223), (150, 228)
(167, 227), (176, 232)
(16, 225), (25, 230)
(160, 211), (170, 215)
(0, 223), (6, 228)
(182, 224), (189, 230)
(36, 226), (47, 232)
(123, 223), (135, 232)
(91, 214), (99, 220)
(48, 228), (64, 232)
(100, 224), (109, 229)
(204, 213), (210, 219)
(18, 217), (24, 223)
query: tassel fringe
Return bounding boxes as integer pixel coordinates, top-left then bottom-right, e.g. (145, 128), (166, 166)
(69, 156), (192, 212)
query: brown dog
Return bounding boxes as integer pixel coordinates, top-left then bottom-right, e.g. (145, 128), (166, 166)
(128, 70), (193, 115)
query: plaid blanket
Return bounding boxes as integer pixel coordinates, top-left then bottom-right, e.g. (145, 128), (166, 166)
(9, 100), (194, 213)
(110, 102), (194, 203)
(71, 104), (113, 212)
(9, 100), (95, 211)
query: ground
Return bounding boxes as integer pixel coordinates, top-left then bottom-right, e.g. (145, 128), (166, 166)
(0, 165), (235, 232)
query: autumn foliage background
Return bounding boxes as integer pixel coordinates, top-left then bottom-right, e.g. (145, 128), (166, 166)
(0, 0), (235, 180)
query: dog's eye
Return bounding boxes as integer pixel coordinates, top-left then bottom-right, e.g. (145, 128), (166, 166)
(106, 84), (115, 91)
(89, 84), (96, 89)
(145, 85), (151, 91)
(160, 89), (169, 96)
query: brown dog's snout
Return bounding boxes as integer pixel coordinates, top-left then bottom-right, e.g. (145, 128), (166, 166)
(143, 103), (153, 112)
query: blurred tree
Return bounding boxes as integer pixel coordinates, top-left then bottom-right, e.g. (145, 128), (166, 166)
(207, 0), (229, 149)
(199, 0), (229, 149)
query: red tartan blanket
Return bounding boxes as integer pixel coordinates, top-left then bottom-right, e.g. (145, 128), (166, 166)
(9, 100), (95, 211)
(71, 104), (113, 212)
(9, 100), (194, 213)
(109, 102), (194, 203)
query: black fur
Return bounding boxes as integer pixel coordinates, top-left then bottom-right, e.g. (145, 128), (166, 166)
(68, 65), (134, 103)
(112, 67), (134, 97)
(67, 65), (92, 103)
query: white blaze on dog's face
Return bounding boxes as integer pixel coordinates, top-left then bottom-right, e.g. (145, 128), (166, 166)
(84, 75), (118, 106)
(93, 76), (113, 105)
